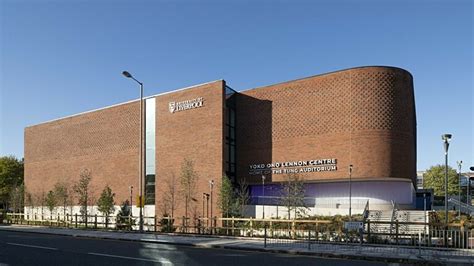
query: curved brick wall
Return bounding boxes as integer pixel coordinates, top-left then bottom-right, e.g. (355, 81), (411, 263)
(237, 66), (416, 184)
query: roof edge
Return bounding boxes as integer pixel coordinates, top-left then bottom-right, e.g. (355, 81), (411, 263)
(26, 79), (224, 128)
(239, 65), (412, 93)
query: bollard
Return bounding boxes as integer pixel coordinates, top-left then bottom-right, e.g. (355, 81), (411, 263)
(308, 229), (311, 250)
(395, 221), (399, 245)
(231, 216), (235, 236)
(264, 221), (267, 248)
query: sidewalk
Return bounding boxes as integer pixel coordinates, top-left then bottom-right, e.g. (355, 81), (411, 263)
(0, 224), (472, 265)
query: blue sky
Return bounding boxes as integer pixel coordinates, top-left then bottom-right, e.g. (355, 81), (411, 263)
(0, 0), (472, 171)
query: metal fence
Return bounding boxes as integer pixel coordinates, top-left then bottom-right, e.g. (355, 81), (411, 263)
(3, 212), (473, 259)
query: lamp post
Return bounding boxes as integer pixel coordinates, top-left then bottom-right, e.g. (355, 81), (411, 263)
(122, 70), (144, 232)
(209, 180), (214, 230)
(457, 161), (462, 219)
(349, 164), (353, 221)
(262, 175), (266, 219)
(470, 166), (474, 206)
(129, 186), (133, 216)
(203, 193), (209, 227)
(442, 134), (452, 227)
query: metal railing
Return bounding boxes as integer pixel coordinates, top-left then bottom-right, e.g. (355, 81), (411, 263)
(3, 213), (473, 254)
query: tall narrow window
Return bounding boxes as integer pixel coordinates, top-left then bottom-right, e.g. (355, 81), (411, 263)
(145, 97), (156, 205)
(225, 86), (237, 183)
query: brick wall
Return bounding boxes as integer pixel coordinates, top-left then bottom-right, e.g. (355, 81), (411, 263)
(155, 80), (225, 218)
(25, 101), (141, 206)
(236, 66), (416, 185)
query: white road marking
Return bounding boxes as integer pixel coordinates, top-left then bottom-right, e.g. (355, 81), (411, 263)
(88, 252), (173, 265)
(6, 242), (58, 250)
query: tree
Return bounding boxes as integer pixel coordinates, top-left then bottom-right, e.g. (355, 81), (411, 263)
(97, 185), (115, 223)
(218, 175), (238, 218)
(73, 169), (93, 224)
(54, 182), (71, 220)
(423, 165), (459, 197)
(162, 172), (178, 219)
(45, 190), (57, 219)
(116, 200), (134, 230)
(25, 190), (34, 216)
(9, 183), (25, 213)
(280, 173), (307, 220)
(236, 179), (250, 217)
(0, 156), (24, 210)
(180, 158), (198, 222)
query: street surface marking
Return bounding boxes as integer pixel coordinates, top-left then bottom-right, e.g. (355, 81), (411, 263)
(88, 252), (173, 265)
(6, 242), (58, 250)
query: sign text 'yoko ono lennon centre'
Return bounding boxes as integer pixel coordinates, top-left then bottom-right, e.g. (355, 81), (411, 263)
(24, 66), (417, 218)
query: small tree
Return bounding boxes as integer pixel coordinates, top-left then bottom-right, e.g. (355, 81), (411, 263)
(423, 165), (460, 197)
(116, 200), (134, 230)
(45, 190), (57, 219)
(97, 185), (115, 224)
(218, 175), (238, 218)
(74, 169), (93, 225)
(280, 173), (307, 220)
(162, 172), (178, 219)
(54, 182), (70, 220)
(236, 179), (250, 217)
(25, 190), (34, 216)
(180, 158), (198, 223)
(9, 182), (25, 213)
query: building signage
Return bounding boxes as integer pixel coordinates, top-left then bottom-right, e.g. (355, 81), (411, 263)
(248, 159), (337, 175)
(169, 97), (204, 113)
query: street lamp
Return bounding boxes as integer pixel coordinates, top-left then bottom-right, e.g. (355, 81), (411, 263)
(203, 193), (209, 227)
(129, 186), (133, 216)
(349, 164), (353, 221)
(262, 175), (266, 219)
(469, 166), (474, 206)
(122, 70), (144, 232)
(457, 161), (462, 219)
(209, 180), (214, 230)
(442, 133), (452, 227)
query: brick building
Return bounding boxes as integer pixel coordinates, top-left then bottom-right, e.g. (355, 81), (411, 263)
(24, 66), (417, 219)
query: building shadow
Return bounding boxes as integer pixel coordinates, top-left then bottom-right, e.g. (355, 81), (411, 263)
(235, 93), (272, 205)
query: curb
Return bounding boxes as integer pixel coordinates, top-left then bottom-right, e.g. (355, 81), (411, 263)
(0, 226), (471, 265)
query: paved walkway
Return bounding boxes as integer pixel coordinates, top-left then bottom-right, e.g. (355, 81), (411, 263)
(0, 225), (472, 265)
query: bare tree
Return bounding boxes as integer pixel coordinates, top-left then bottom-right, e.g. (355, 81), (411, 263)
(45, 190), (57, 219)
(9, 182), (24, 213)
(25, 190), (34, 217)
(280, 173), (307, 220)
(54, 182), (70, 220)
(162, 172), (178, 219)
(180, 159), (198, 224)
(236, 179), (250, 217)
(74, 169), (93, 225)
(37, 190), (46, 219)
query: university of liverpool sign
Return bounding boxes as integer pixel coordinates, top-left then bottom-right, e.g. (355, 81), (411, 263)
(169, 97), (204, 113)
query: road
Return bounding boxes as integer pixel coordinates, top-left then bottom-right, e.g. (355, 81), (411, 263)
(0, 230), (390, 265)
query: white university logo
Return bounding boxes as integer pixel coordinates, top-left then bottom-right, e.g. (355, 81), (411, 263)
(169, 102), (176, 113)
(168, 97), (204, 113)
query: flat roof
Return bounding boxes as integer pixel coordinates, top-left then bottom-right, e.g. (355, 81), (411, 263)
(27, 79), (224, 127)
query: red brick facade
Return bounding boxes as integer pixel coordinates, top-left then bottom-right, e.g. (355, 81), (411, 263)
(237, 66), (416, 185)
(24, 66), (416, 217)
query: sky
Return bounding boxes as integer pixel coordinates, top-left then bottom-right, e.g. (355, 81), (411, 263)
(0, 0), (473, 171)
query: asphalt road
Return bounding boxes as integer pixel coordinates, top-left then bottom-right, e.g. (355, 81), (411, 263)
(0, 230), (390, 266)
